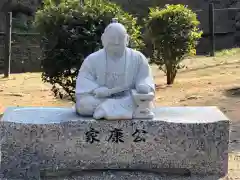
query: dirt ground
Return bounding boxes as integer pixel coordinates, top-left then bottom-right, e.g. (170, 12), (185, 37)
(0, 49), (240, 179)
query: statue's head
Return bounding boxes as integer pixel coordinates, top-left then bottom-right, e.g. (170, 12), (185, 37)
(101, 21), (129, 57)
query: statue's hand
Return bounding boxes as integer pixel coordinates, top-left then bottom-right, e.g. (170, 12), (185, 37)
(93, 87), (110, 98)
(136, 84), (151, 94)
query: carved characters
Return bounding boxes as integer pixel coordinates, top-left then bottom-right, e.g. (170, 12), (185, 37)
(107, 128), (124, 143)
(132, 128), (147, 142)
(84, 127), (148, 144)
(85, 128), (100, 144)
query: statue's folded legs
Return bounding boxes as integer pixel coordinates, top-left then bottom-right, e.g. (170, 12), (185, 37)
(75, 94), (103, 116)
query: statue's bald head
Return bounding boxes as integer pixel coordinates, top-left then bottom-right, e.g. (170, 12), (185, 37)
(104, 23), (127, 36)
(101, 22), (129, 57)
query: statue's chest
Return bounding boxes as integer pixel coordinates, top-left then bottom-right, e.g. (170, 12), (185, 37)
(95, 49), (138, 88)
(105, 59), (127, 88)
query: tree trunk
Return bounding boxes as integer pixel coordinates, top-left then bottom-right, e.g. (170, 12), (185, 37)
(166, 63), (177, 85)
(166, 65), (172, 85)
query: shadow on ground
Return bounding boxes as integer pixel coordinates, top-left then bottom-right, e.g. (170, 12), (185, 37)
(224, 87), (240, 98)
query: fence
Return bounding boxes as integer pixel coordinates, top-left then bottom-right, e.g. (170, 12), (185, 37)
(195, 4), (240, 56)
(0, 12), (41, 77)
(0, 3), (240, 77)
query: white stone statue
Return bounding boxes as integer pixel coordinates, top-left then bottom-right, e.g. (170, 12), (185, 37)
(75, 19), (155, 120)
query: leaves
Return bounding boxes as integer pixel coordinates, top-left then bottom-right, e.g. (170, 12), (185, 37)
(146, 4), (203, 84)
(34, 0), (143, 101)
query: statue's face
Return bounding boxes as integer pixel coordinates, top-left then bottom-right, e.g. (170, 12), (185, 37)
(102, 23), (128, 58)
(105, 31), (126, 54)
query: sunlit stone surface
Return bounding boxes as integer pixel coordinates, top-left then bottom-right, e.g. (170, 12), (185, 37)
(0, 106), (229, 179)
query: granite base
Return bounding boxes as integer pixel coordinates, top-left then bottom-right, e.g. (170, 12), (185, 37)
(0, 106), (230, 179)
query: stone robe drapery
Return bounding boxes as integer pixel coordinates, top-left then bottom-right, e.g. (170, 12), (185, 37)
(75, 48), (155, 119)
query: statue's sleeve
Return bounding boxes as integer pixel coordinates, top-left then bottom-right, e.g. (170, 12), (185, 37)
(135, 52), (155, 92)
(75, 56), (100, 95)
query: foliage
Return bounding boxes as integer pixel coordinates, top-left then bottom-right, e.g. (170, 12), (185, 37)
(34, 0), (143, 101)
(13, 16), (35, 32)
(215, 48), (240, 57)
(145, 4), (202, 84)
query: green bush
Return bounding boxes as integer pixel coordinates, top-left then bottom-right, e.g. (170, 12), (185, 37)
(34, 0), (143, 101)
(145, 4), (202, 84)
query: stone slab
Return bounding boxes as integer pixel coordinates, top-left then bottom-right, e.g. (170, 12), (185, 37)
(42, 172), (225, 180)
(1, 106), (229, 124)
(0, 106), (230, 179)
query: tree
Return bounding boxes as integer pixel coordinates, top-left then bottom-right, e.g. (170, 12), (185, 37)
(34, 0), (143, 101)
(145, 4), (202, 84)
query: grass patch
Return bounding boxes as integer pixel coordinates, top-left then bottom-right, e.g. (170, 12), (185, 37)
(215, 48), (240, 57)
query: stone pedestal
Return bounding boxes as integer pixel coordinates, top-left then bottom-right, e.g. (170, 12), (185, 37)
(0, 106), (229, 179)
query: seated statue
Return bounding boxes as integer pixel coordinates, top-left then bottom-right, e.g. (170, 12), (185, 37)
(75, 19), (155, 120)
